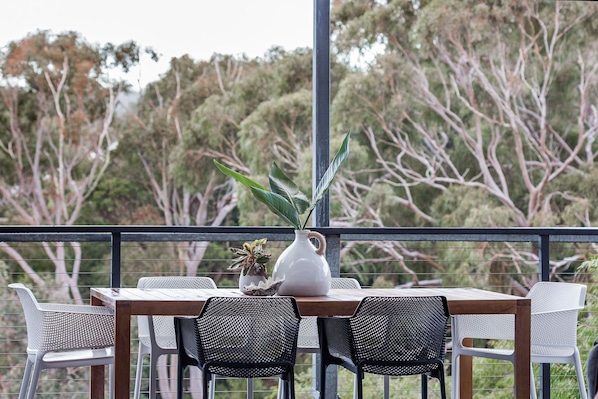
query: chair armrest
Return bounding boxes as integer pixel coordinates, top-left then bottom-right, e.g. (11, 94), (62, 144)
(37, 305), (114, 351)
(40, 303), (115, 315)
(174, 316), (201, 363)
(532, 307), (583, 316)
(318, 316), (353, 359)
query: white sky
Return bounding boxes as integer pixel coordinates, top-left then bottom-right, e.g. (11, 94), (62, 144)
(1, 0), (314, 87)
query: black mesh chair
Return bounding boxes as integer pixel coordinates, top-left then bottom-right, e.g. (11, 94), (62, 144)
(174, 296), (301, 399)
(317, 295), (449, 399)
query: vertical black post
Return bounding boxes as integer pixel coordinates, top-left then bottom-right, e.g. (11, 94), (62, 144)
(111, 232), (121, 288)
(313, 0), (331, 229)
(538, 234), (550, 399)
(314, 2), (336, 399)
(538, 234), (550, 282)
(326, 234), (341, 276)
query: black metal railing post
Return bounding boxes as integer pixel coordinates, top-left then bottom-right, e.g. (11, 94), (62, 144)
(313, 0), (331, 230)
(538, 234), (551, 399)
(325, 233), (341, 277)
(110, 231), (121, 288)
(313, 0), (334, 395)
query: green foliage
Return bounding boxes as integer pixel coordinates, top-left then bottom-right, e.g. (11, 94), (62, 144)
(238, 90), (313, 172)
(578, 253), (598, 275)
(431, 187), (518, 228)
(81, 173), (161, 225)
(214, 132), (351, 230)
(269, 47), (313, 96)
(329, 0), (598, 236)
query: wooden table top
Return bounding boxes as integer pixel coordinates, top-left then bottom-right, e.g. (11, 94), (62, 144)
(91, 287), (529, 317)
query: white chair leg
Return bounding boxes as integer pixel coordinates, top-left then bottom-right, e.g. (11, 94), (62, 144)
(574, 351), (588, 399)
(451, 354), (459, 399)
(133, 345), (146, 399)
(530, 365), (537, 399)
(26, 360), (43, 399)
(18, 357), (34, 399)
(108, 363), (114, 399)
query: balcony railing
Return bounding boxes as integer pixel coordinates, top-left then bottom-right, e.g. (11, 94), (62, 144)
(2, 225), (597, 398)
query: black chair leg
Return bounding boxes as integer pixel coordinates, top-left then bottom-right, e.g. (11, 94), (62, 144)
(421, 374), (428, 398)
(177, 366), (185, 399)
(288, 372), (296, 399)
(356, 368), (364, 399)
(319, 364), (327, 399)
(202, 371), (210, 399)
(438, 370), (447, 399)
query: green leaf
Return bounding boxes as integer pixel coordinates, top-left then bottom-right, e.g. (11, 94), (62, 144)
(214, 132), (350, 230)
(250, 187), (302, 229)
(213, 160), (268, 191)
(309, 131), (351, 213)
(269, 162), (310, 215)
(228, 258), (244, 270)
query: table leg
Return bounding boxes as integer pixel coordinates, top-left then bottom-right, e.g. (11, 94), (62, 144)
(90, 296), (105, 399)
(514, 300), (531, 398)
(114, 301), (132, 399)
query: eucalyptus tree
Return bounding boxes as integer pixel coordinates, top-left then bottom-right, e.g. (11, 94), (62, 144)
(192, 47), (350, 229)
(330, 0), (598, 286)
(0, 31), (144, 302)
(116, 54), (264, 284)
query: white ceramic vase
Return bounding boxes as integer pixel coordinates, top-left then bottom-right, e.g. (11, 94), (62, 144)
(272, 229), (331, 296)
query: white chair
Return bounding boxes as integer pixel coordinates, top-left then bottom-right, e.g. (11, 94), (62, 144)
(451, 281), (587, 399)
(278, 277), (363, 399)
(134, 276), (217, 399)
(9, 283), (114, 399)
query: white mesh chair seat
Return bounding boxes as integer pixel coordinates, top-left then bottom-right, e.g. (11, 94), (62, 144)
(9, 283), (114, 399)
(134, 276), (218, 399)
(451, 282), (587, 399)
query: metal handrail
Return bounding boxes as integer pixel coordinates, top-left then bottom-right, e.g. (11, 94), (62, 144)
(3, 225), (598, 283)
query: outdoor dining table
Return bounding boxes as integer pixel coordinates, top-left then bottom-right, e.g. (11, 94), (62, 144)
(90, 287), (531, 399)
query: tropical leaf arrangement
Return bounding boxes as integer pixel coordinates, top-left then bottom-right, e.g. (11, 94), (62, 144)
(214, 132), (350, 230)
(228, 238), (272, 277)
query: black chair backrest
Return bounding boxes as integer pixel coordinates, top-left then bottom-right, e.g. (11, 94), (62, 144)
(349, 296), (449, 375)
(181, 296), (301, 379)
